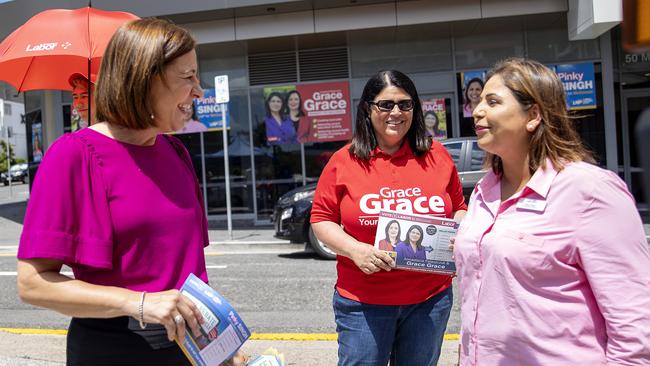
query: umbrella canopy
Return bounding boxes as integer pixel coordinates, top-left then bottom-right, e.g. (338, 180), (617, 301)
(0, 7), (139, 92)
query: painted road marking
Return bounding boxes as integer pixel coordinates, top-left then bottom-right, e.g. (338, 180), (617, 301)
(1, 251), (301, 258)
(0, 328), (460, 341)
(206, 265), (227, 269)
(0, 272), (73, 276)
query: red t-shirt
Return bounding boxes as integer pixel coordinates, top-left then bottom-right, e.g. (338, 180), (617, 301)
(311, 141), (467, 305)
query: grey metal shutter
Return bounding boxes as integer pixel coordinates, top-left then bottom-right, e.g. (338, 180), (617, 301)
(248, 51), (297, 86)
(298, 47), (349, 82)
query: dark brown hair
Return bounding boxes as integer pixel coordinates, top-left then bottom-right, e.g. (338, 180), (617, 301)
(95, 18), (196, 129)
(484, 57), (594, 175)
(350, 70), (430, 160)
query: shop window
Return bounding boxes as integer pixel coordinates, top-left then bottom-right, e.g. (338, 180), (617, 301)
(250, 87), (302, 221)
(197, 42), (248, 89)
(304, 140), (347, 181)
(527, 27), (600, 63)
(453, 18), (525, 70)
(349, 23), (452, 78)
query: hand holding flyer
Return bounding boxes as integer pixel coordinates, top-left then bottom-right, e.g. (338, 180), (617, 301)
(374, 210), (458, 274)
(177, 273), (250, 366)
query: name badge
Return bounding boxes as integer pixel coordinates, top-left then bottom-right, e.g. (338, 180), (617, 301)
(516, 197), (546, 212)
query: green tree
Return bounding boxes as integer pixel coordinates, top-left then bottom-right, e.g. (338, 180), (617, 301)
(0, 140), (20, 174)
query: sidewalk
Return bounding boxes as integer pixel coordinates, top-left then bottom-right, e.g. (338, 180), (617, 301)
(1, 198), (649, 365)
(0, 331), (460, 365)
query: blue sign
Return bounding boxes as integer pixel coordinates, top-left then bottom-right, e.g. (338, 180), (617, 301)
(554, 63), (596, 110)
(194, 89), (230, 130)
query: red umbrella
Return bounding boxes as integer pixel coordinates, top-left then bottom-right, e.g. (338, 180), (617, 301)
(0, 7), (139, 92)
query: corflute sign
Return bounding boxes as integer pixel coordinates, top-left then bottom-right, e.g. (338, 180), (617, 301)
(555, 62), (596, 110)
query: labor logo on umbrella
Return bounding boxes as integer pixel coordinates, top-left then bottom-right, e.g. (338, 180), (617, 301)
(0, 6), (139, 92)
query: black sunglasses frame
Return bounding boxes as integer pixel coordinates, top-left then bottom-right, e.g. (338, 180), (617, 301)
(368, 99), (414, 112)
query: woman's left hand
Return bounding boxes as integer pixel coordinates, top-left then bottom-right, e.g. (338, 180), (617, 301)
(352, 244), (395, 274)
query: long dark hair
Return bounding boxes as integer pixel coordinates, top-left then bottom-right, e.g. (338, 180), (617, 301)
(350, 70), (430, 160)
(264, 92), (286, 120)
(283, 90), (305, 118)
(463, 77), (484, 111)
(405, 225), (424, 250)
(384, 220), (401, 244)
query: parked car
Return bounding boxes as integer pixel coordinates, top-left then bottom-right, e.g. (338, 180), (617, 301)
(1, 163), (28, 185)
(271, 137), (486, 260)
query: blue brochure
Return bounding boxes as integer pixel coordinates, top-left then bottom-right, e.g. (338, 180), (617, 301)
(177, 273), (250, 366)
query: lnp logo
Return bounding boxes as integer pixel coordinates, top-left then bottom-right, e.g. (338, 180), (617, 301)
(25, 42), (58, 52)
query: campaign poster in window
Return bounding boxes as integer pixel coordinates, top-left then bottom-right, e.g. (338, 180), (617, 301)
(32, 123), (43, 162)
(295, 81), (352, 144)
(174, 89), (230, 134)
(262, 85), (299, 145)
(460, 70), (486, 118)
(554, 62), (597, 110)
(422, 99), (447, 140)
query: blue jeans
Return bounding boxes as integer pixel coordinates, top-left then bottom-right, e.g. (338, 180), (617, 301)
(333, 287), (452, 366)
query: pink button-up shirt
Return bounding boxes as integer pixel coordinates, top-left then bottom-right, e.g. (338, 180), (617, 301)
(454, 160), (650, 365)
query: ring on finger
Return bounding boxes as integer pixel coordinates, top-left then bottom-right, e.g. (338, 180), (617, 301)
(174, 314), (184, 325)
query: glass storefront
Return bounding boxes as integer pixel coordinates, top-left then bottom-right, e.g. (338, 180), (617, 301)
(26, 13), (650, 223)
(167, 13), (613, 223)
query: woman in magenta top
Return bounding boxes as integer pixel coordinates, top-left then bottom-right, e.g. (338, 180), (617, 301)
(454, 58), (650, 365)
(17, 19), (208, 366)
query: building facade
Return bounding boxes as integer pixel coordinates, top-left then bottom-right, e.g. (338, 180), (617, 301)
(1, 0), (647, 224)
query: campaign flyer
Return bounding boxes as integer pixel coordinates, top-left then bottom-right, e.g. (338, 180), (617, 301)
(374, 210), (458, 274)
(177, 273), (250, 366)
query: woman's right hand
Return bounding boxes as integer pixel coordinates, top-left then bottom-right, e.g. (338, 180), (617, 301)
(138, 290), (204, 342)
(352, 244), (395, 274)
(449, 236), (455, 260)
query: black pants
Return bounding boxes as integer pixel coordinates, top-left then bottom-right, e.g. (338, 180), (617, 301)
(66, 317), (192, 366)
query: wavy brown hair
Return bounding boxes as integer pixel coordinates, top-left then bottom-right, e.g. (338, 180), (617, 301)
(95, 18), (196, 129)
(484, 58), (594, 175)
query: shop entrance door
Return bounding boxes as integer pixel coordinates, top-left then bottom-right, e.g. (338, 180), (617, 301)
(621, 89), (650, 210)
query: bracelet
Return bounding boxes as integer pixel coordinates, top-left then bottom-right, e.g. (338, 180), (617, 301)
(138, 291), (147, 329)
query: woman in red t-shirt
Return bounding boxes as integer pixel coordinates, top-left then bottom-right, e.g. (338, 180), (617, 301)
(311, 70), (467, 366)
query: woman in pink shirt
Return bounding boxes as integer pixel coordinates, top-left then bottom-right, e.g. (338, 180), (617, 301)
(454, 58), (650, 365)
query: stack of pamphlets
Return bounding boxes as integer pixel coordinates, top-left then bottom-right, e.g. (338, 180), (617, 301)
(373, 210), (459, 274)
(248, 348), (286, 366)
(177, 273), (251, 366)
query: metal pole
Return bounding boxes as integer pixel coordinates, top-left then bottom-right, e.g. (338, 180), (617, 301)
(200, 132), (208, 218)
(6, 124), (11, 197)
(222, 104), (232, 240)
(0, 98), (10, 197)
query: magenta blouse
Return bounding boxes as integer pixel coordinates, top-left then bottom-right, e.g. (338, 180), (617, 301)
(18, 128), (209, 291)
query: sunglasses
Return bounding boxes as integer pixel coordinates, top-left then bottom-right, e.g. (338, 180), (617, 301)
(368, 99), (414, 112)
